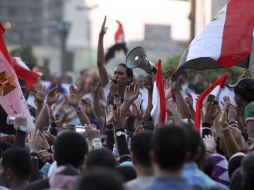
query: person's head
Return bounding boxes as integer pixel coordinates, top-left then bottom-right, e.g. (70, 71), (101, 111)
(76, 167), (124, 190)
(151, 125), (188, 172)
(86, 148), (116, 169)
(51, 72), (62, 86)
(241, 152), (254, 190)
(194, 72), (205, 84)
(63, 73), (73, 84)
(131, 131), (153, 168)
(176, 70), (188, 86)
(228, 152), (246, 179)
(54, 132), (88, 169)
(0, 147), (32, 188)
(113, 64), (133, 87)
(229, 78), (254, 106)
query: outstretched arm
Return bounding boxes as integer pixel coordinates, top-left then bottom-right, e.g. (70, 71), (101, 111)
(97, 16), (109, 87)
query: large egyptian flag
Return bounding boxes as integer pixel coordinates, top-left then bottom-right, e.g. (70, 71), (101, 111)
(0, 23), (35, 132)
(105, 20), (128, 63)
(177, 0), (254, 72)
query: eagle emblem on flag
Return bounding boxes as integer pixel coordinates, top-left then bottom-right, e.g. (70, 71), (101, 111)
(0, 71), (16, 96)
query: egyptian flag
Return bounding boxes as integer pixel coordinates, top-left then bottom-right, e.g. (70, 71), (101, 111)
(0, 23), (35, 133)
(195, 73), (229, 133)
(12, 57), (40, 88)
(177, 0), (254, 72)
(105, 20), (128, 63)
(151, 60), (166, 126)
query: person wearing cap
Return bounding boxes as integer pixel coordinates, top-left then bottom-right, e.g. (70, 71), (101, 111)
(230, 77), (254, 145)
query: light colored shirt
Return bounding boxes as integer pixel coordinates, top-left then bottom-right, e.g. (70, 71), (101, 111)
(125, 176), (153, 190)
(141, 176), (192, 190)
(182, 162), (229, 190)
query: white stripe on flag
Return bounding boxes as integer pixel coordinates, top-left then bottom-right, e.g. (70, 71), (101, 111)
(151, 82), (160, 126)
(187, 5), (227, 61)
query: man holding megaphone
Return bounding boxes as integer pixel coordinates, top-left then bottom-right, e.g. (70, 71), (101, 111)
(97, 16), (136, 106)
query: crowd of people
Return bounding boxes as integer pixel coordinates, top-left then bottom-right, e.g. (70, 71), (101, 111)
(0, 17), (254, 190)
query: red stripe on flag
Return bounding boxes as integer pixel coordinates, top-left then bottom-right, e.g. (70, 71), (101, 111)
(154, 60), (166, 124)
(195, 73), (229, 132)
(0, 23), (13, 66)
(218, 0), (254, 67)
(115, 21), (124, 43)
(12, 58), (39, 88)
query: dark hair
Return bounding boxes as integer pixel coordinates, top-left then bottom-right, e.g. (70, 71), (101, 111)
(184, 124), (202, 161)
(54, 132), (88, 168)
(177, 70), (188, 79)
(86, 148), (116, 168)
(234, 78), (254, 102)
(152, 125), (188, 170)
(131, 131), (153, 167)
(228, 153), (246, 178)
(117, 63), (133, 80)
(242, 152), (254, 190)
(76, 167), (124, 190)
(2, 147), (32, 181)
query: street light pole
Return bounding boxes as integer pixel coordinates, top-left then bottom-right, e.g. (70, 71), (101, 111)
(57, 21), (71, 74)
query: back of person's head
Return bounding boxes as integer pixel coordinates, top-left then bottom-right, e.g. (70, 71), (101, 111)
(232, 78), (254, 102)
(76, 167), (124, 190)
(152, 125), (188, 170)
(86, 148), (116, 169)
(228, 152), (246, 178)
(241, 152), (254, 190)
(131, 131), (153, 167)
(1, 147), (32, 181)
(229, 167), (243, 190)
(54, 132), (88, 168)
(184, 124), (202, 161)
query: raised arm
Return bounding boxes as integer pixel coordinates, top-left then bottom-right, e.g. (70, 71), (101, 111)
(97, 16), (109, 87)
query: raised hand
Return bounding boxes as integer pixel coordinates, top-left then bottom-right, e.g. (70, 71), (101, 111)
(113, 107), (125, 130)
(218, 97), (230, 127)
(203, 102), (218, 124)
(81, 98), (93, 115)
(225, 97), (238, 122)
(31, 82), (46, 104)
(39, 132), (50, 151)
(86, 124), (100, 142)
(143, 76), (153, 92)
(28, 130), (42, 153)
(99, 16), (107, 37)
(45, 88), (58, 106)
(203, 135), (217, 153)
(185, 92), (193, 108)
(106, 105), (114, 125)
(67, 85), (80, 108)
(123, 83), (140, 104)
(132, 102), (143, 119)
